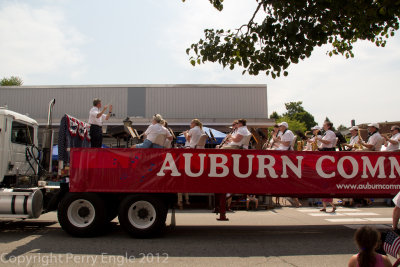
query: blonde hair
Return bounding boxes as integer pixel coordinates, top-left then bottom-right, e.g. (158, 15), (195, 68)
(191, 119), (203, 130)
(153, 114), (163, 124)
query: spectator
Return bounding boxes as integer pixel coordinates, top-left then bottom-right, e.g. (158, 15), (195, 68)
(246, 195), (258, 211)
(320, 198), (336, 213)
(348, 226), (391, 267)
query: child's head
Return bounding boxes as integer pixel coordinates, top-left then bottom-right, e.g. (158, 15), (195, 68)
(354, 226), (380, 252)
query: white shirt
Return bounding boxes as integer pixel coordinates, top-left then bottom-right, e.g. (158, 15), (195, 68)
(349, 135), (359, 146)
(229, 126), (251, 147)
(319, 130), (336, 149)
(88, 107), (107, 126)
(386, 133), (400, 151)
(144, 124), (171, 143)
(367, 131), (383, 151)
(276, 129), (294, 150)
(164, 139), (172, 148)
(188, 126), (204, 148)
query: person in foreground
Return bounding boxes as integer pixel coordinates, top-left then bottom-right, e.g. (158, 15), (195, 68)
(348, 226), (392, 267)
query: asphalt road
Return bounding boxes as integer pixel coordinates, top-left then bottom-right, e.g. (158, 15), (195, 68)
(0, 206), (396, 267)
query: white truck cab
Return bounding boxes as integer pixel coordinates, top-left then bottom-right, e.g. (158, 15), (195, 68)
(0, 107), (39, 184)
(0, 107), (44, 219)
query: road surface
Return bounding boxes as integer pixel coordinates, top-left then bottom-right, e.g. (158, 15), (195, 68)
(0, 206), (396, 266)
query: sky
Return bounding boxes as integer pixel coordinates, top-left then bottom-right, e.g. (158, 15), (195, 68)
(0, 0), (399, 127)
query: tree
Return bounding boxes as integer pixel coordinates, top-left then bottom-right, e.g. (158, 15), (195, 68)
(185, 0), (400, 78)
(0, 76), (23, 86)
(337, 124), (348, 132)
(282, 101), (317, 130)
(276, 116), (306, 134)
(269, 111), (280, 120)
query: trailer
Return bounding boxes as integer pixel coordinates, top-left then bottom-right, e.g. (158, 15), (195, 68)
(1, 103), (400, 238)
(57, 147), (400, 237)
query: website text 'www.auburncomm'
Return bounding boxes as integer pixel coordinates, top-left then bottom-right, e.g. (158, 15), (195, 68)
(0, 253), (169, 266)
(336, 183), (400, 190)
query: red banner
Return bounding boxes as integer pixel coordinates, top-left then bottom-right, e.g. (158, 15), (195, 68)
(69, 148), (400, 197)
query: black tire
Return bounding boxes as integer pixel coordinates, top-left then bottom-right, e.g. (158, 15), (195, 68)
(118, 194), (168, 238)
(57, 192), (107, 237)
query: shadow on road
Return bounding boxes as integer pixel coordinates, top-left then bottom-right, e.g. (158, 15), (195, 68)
(0, 220), (358, 259)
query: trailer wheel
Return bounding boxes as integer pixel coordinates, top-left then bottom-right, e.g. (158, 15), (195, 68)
(58, 193), (106, 237)
(118, 195), (168, 238)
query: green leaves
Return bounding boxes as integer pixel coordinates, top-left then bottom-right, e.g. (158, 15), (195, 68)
(0, 76), (23, 86)
(186, 0), (400, 78)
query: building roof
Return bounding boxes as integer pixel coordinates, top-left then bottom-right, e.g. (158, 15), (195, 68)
(0, 84), (266, 89)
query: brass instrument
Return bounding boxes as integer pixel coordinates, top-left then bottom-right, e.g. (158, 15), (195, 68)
(265, 130), (273, 149)
(311, 136), (319, 151)
(354, 129), (364, 150)
(297, 140), (304, 151)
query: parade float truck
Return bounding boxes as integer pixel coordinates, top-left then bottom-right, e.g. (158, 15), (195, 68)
(1, 100), (400, 238)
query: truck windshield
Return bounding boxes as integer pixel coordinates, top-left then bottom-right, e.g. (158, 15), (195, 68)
(11, 121), (34, 145)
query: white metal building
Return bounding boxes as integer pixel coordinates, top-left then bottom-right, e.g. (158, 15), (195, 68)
(0, 84), (272, 129)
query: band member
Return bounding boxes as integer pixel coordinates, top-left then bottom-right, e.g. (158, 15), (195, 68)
(217, 121), (238, 148)
(132, 114), (172, 148)
(88, 98), (112, 148)
(184, 119), (205, 148)
(275, 122), (294, 150)
(358, 123), (383, 151)
(383, 125), (400, 151)
(343, 126), (359, 151)
(265, 124), (281, 150)
(222, 119), (251, 149)
(305, 126), (322, 151)
(317, 121), (336, 151)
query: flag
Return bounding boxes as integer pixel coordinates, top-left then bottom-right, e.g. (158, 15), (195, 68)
(384, 231), (400, 257)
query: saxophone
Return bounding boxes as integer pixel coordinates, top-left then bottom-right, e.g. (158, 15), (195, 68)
(354, 129), (364, 150)
(312, 136), (319, 151)
(297, 140), (303, 151)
